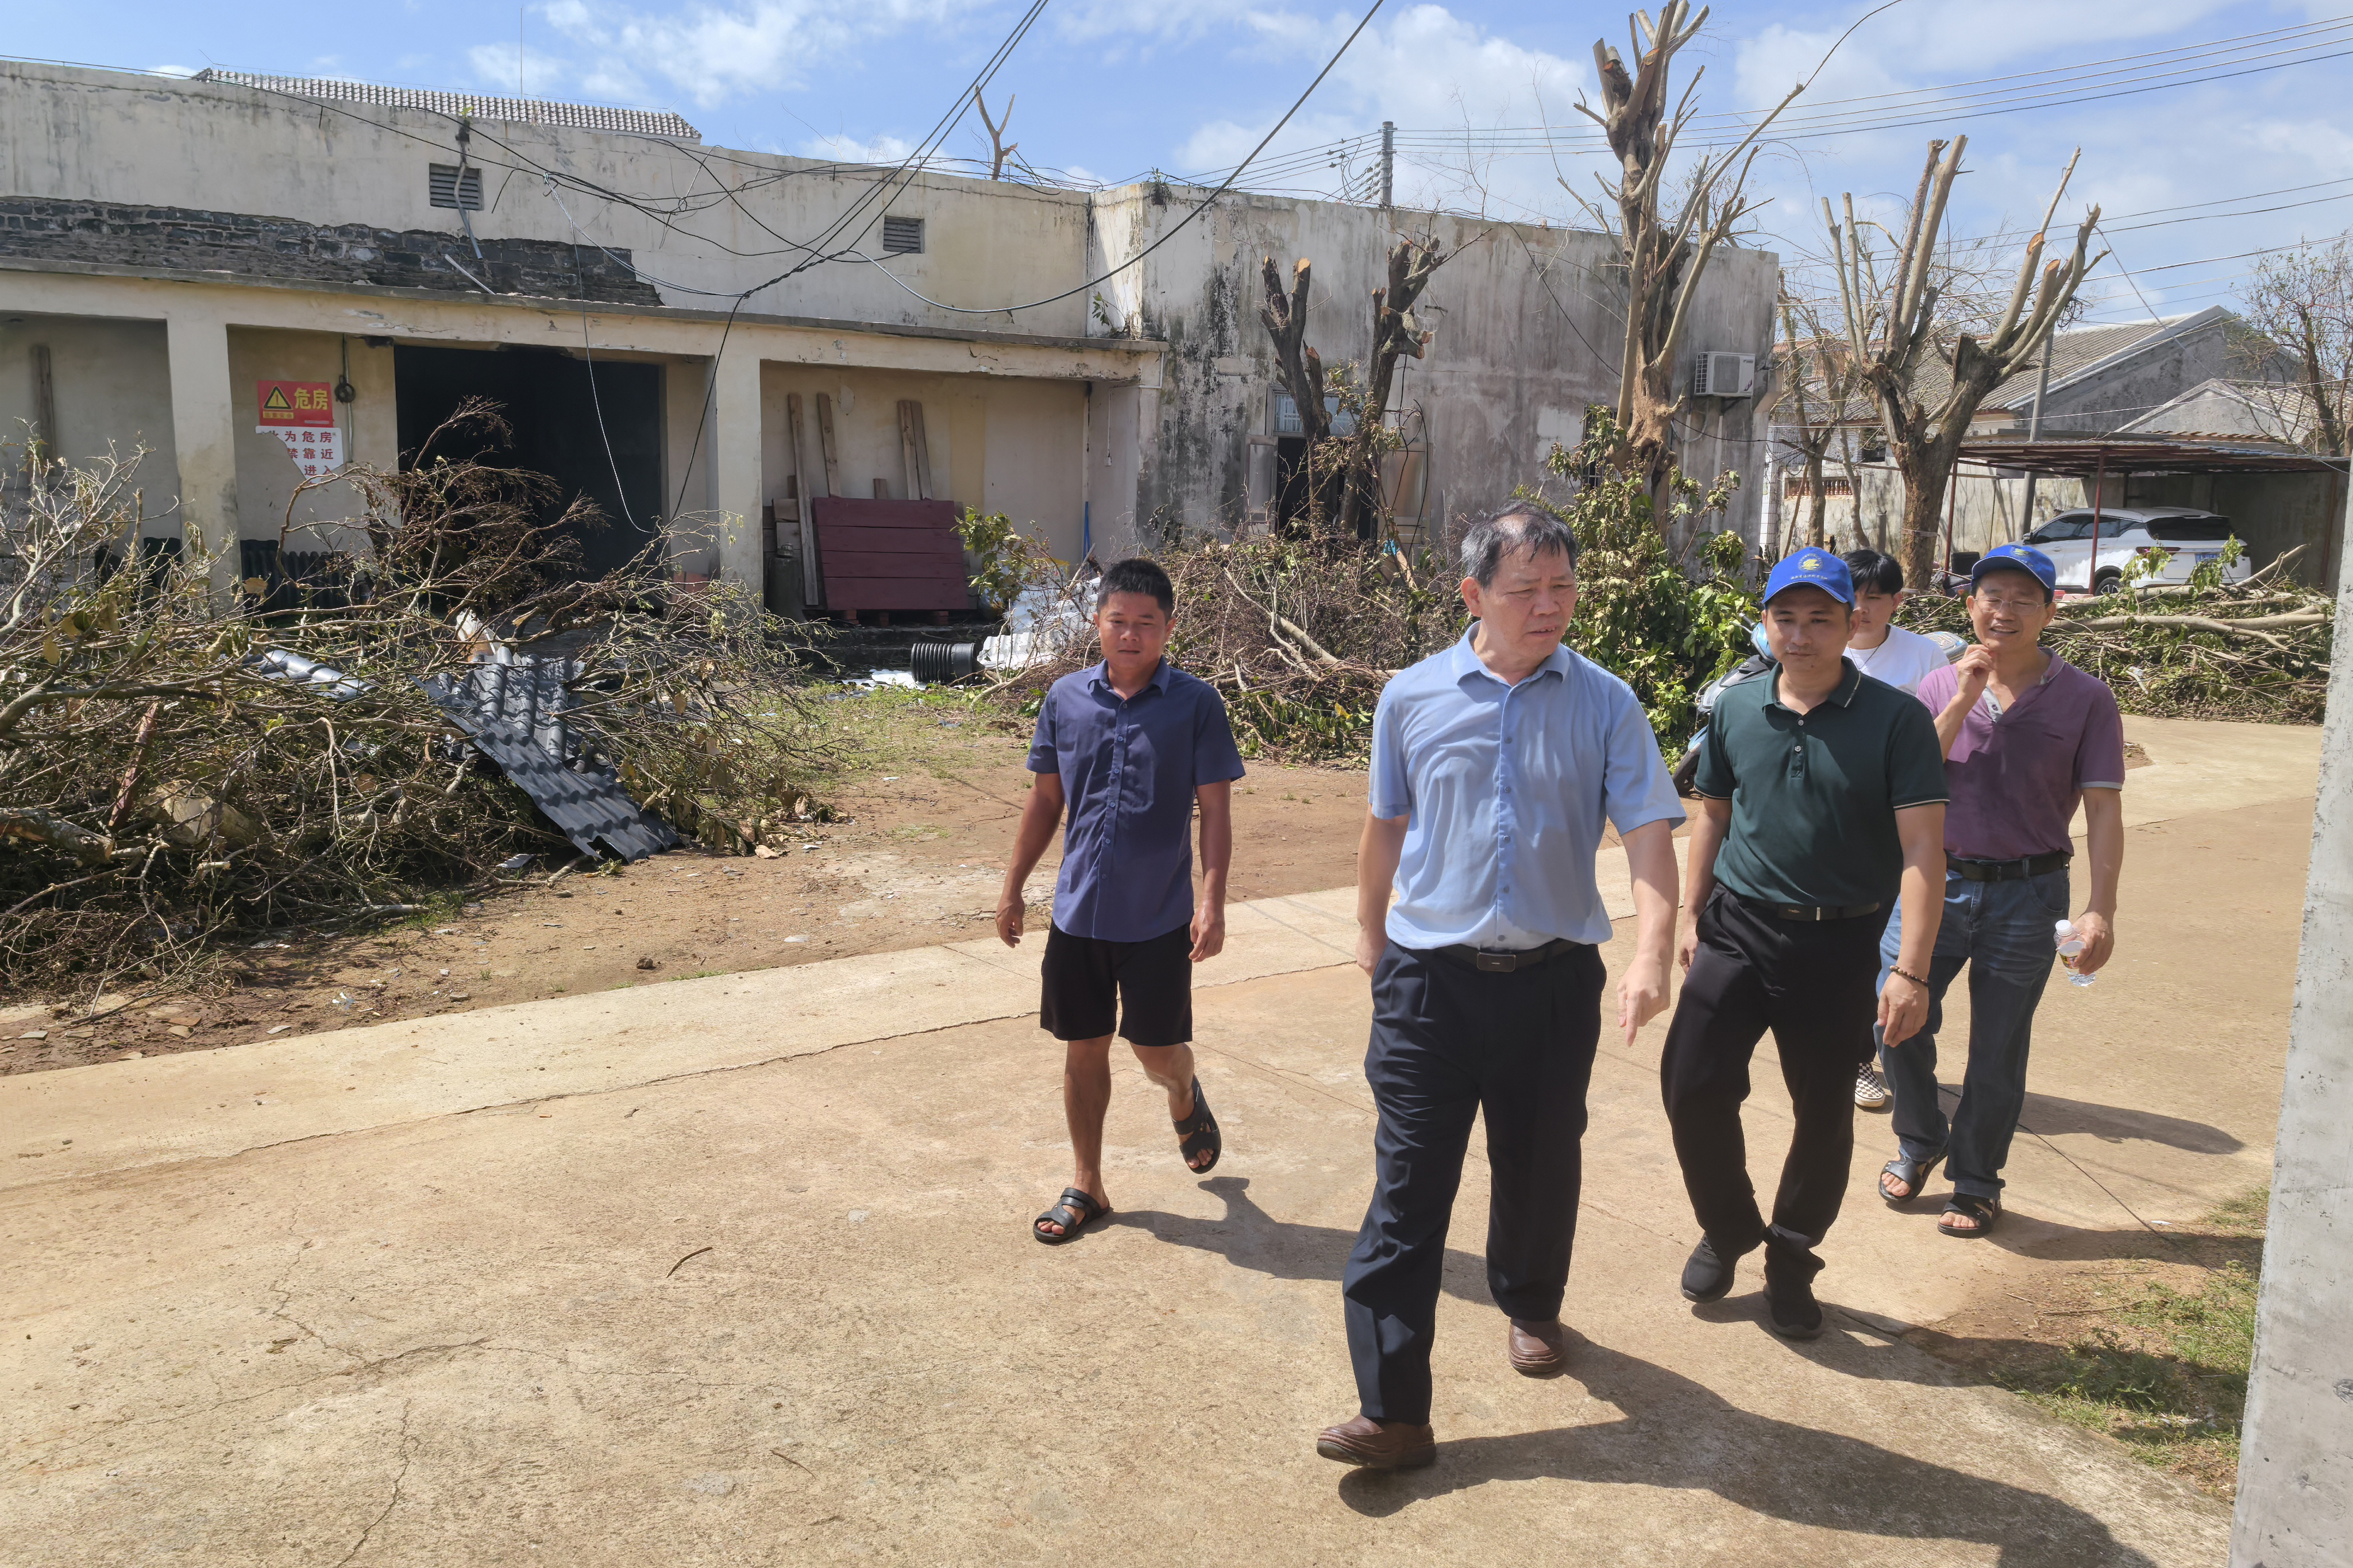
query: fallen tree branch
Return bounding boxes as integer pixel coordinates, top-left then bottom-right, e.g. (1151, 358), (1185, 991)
(0, 807), (117, 867)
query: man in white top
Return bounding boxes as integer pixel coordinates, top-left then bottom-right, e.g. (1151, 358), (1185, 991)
(1842, 548), (1950, 1113)
(1842, 549), (1950, 696)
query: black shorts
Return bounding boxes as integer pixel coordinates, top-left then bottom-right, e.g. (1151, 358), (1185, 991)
(1040, 922), (1194, 1047)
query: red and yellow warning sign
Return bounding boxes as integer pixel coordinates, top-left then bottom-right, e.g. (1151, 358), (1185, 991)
(257, 380), (335, 428)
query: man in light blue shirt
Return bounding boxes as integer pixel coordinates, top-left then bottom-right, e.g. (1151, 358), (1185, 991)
(1315, 500), (1684, 1472)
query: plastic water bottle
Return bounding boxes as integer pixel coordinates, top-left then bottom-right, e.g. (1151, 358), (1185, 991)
(2054, 920), (2097, 987)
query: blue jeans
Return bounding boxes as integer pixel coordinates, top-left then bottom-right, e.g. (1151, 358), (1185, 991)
(1876, 868), (2069, 1200)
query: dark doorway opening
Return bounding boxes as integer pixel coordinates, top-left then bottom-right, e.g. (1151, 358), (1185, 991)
(394, 345), (664, 579)
(1274, 435), (1310, 532)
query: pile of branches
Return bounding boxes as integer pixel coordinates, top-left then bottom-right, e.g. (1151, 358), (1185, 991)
(0, 407), (820, 1001)
(986, 527), (1463, 763)
(983, 411), (1762, 763)
(1897, 546), (2335, 724)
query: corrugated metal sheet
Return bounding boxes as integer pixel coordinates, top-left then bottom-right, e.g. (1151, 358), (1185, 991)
(422, 658), (680, 863)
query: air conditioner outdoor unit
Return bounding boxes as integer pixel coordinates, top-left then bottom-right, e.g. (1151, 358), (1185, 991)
(1692, 350), (1756, 399)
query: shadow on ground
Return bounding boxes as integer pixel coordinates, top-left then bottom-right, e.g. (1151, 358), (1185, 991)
(1120, 1175), (1496, 1306)
(1336, 1341), (2159, 1565)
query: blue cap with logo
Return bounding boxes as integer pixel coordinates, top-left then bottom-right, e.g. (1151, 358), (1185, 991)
(1763, 548), (1854, 606)
(1970, 543), (2057, 594)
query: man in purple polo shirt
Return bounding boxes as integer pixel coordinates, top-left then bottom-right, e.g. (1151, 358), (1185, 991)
(1874, 544), (2126, 1238)
(997, 557), (1247, 1245)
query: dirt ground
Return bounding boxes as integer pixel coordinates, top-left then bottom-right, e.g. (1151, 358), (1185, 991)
(1, 686), (1376, 1076)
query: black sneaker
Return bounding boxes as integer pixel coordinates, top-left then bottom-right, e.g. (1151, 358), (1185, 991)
(1762, 1230), (1827, 1340)
(1680, 1237), (1746, 1303)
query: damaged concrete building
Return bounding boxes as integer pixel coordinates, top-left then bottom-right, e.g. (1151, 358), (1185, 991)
(0, 61), (1778, 607)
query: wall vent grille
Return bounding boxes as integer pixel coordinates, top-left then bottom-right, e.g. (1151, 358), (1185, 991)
(429, 164), (484, 211)
(881, 215), (924, 254)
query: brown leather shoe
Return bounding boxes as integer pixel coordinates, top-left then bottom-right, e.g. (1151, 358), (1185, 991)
(1315, 1414), (1436, 1469)
(1507, 1317), (1572, 1377)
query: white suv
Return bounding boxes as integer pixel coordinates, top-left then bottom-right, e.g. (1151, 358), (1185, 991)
(2016, 507), (2251, 595)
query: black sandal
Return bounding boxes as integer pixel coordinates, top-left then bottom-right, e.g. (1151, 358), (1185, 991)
(1174, 1080), (1221, 1174)
(1939, 1194), (2000, 1238)
(1879, 1149), (1945, 1207)
(1033, 1187), (1110, 1245)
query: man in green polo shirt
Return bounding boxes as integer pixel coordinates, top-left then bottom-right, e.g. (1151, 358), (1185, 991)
(1660, 551), (1948, 1338)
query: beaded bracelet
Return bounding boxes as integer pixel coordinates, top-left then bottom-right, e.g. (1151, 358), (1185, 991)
(1889, 965), (1930, 987)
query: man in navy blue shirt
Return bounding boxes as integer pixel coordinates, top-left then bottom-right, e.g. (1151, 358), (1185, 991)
(1315, 500), (1684, 1472)
(997, 557), (1247, 1246)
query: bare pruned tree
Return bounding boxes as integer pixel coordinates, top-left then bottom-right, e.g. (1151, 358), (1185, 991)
(2233, 234), (2353, 457)
(1773, 286), (1866, 551)
(1826, 137), (2103, 587)
(1564, 2), (1801, 505)
(1257, 236), (1447, 538)
(974, 91), (1017, 181)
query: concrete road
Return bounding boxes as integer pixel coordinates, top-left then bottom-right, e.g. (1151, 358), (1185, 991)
(2, 717), (2313, 1564)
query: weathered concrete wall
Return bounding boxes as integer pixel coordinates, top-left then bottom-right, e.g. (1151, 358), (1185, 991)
(2032, 315), (2237, 436)
(0, 311), (175, 526)
(0, 61), (1101, 339)
(2231, 489), (2353, 1565)
(1089, 187), (1778, 557)
(1, 59), (1775, 576)
(224, 326), (395, 554)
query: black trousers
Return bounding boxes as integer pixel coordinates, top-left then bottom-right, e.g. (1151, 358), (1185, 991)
(1342, 940), (1605, 1425)
(1660, 889), (1881, 1256)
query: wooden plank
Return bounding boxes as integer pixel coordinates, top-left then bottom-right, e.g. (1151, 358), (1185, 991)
(809, 498), (960, 529)
(873, 477), (890, 499)
(809, 525), (970, 554)
(820, 577), (973, 612)
(815, 393), (842, 499)
(907, 401), (934, 502)
(785, 393), (823, 608)
(897, 400), (927, 501)
(816, 550), (969, 582)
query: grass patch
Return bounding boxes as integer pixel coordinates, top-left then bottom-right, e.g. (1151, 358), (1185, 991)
(1988, 1191), (2265, 1499)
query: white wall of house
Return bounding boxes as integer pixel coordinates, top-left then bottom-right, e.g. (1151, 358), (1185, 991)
(1, 59), (1779, 589)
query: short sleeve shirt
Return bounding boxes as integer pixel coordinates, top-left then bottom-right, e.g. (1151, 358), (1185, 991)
(1025, 659), (1246, 942)
(1915, 651), (2125, 860)
(1695, 658), (1949, 909)
(1847, 625), (1950, 695)
(1370, 629), (1685, 949)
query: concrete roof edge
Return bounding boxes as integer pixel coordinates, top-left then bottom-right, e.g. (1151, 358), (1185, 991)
(0, 253), (1171, 357)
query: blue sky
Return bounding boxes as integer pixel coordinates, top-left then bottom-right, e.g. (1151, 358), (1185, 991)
(14, 0), (2353, 325)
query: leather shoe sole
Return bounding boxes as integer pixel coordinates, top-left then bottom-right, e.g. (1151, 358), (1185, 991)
(1507, 1318), (1572, 1377)
(1316, 1418), (1436, 1470)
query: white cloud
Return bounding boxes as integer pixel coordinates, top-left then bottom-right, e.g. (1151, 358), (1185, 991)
(800, 130), (921, 164)
(464, 41), (575, 96)
(543, 0), (980, 107)
(148, 64), (200, 78)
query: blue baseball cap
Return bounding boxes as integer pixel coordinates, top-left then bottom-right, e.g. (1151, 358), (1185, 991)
(1764, 549), (1854, 606)
(1971, 543), (2057, 594)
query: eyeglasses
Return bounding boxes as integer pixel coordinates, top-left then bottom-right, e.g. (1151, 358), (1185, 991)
(1973, 596), (2047, 614)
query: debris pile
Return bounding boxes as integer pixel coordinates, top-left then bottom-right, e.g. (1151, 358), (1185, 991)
(0, 409), (821, 999)
(986, 530), (1462, 763)
(1898, 544), (2336, 725)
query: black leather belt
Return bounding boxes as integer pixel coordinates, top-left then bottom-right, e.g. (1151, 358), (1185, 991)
(1733, 893), (1883, 922)
(1434, 937), (1588, 973)
(1947, 851), (2070, 883)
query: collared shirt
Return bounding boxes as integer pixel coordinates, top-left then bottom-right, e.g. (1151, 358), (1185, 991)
(1026, 658), (1246, 943)
(1370, 628), (1684, 951)
(1915, 651), (2124, 860)
(1695, 657), (1948, 909)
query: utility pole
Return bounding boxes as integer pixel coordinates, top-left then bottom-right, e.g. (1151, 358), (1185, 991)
(2019, 346), (2054, 532)
(1379, 121), (1394, 211)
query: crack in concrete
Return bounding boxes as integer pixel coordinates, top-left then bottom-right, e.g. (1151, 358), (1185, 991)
(331, 1399), (412, 1567)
